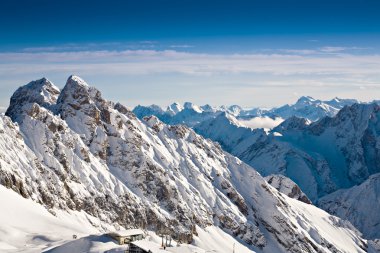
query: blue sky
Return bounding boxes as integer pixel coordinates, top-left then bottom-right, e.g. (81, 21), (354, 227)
(0, 0), (380, 110)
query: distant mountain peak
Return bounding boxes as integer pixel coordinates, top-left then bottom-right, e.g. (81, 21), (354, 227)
(167, 102), (184, 115)
(200, 104), (215, 112)
(273, 116), (309, 132)
(217, 111), (243, 127)
(296, 96), (317, 104)
(183, 102), (202, 113)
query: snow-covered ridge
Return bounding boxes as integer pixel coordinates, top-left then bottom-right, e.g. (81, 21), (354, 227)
(0, 76), (369, 252)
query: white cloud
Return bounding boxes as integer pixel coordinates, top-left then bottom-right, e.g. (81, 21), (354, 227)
(239, 117), (284, 130)
(139, 41), (158, 44)
(169, 44), (194, 48)
(279, 49), (318, 55)
(1, 49), (380, 78)
(319, 46), (369, 53)
(319, 46), (347, 53)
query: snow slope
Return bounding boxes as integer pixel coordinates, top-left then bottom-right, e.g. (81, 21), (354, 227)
(0, 185), (106, 253)
(0, 76), (369, 252)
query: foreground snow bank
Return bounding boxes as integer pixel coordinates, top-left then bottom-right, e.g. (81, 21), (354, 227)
(0, 185), (110, 253)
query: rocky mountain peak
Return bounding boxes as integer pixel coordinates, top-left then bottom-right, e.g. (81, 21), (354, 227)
(5, 77), (60, 121)
(57, 75), (108, 115)
(296, 95), (317, 105)
(68, 75), (88, 86)
(58, 75), (94, 106)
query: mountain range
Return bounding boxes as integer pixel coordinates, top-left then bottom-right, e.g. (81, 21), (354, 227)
(133, 96), (363, 127)
(193, 103), (380, 240)
(0, 76), (376, 252)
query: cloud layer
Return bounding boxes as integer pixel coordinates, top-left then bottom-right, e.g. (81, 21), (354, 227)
(1, 49), (380, 77)
(0, 47), (380, 76)
(0, 47), (379, 109)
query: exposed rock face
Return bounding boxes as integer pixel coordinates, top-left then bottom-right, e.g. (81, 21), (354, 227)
(5, 77), (60, 121)
(265, 174), (312, 204)
(0, 76), (368, 252)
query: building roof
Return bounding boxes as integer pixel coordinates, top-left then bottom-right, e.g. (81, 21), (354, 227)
(108, 228), (145, 237)
(131, 240), (168, 253)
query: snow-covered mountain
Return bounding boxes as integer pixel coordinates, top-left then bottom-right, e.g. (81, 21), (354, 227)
(268, 96), (359, 122)
(0, 76), (370, 252)
(133, 96), (360, 128)
(194, 103), (380, 239)
(134, 102), (219, 127)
